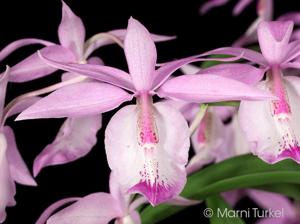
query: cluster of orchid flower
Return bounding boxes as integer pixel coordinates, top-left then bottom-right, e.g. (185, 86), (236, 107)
(1, 0), (300, 223)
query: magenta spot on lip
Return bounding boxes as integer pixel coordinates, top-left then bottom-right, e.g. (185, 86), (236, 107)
(129, 180), (174, 206)
(278, 145), (300, 163)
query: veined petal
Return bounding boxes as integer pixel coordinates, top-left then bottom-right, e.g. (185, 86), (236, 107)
(200, 47), (267, 66)
(33, 115), (102, 177)
(38, 52), (135, 91)
(199, 0), (229, 14)
(197, 64), (265, 85)
(157, 74), (275, 103)
(17, 82), (133, 120)
(124, 17), (157, 91)
(36, 197), (80, 224)
(239, 77), (300, 163)
(47, 193), (122, 224)
(105, 101), (189, 206)
(258, 21), (293, 64)
(58, 1), (85, 61)
(3, 127), (36, 186)
(9, 45), (76, 82)
(84, 29), (175, 59)
(0, 38), (54, 62)
(0, 133), (16, 223)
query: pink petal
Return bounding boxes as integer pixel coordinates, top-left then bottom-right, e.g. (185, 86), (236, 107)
(257, 21), (293, 64)
(17, 82), (133, 120)
(0, 133), (16, 223)
(3, 97), (41, 123)
(0, 67), (9, 120)
(164, 100), (198, 121)
(233, 0), (253, 16)
(33, 115), (102, 177)
(9, 45), (76, 82)
(0, 38), (54, 62)
(84, 29), (175, 59)
(157, 74), (275, 103)
(124, 17), (157, 91)
(3, 126), (36, 186)
(58, 1), (85, 60)
(197, 64), (265, 85)
(257, 0), (273, 20)
(36, 197), (80, 224)
(105, 102), (189, 206)
(238, 77), (300, 164)
(200, 47), (267, 66)
(38, 52), (135, 91)
(47, 193), (122, 224)
(247, 190), (296, 218)
(187, 110), (226, 174)
(199, 0), (229, 14)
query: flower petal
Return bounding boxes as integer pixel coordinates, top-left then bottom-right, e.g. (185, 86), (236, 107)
(38, 52), (135, 91)
(33, 115), (102, 177)
(17, 82), (133, 120)
(238, 77), (300, 163)
(3, 126), (36, 186)
(84, 29), (175, 59)
(197, 64), (265, 85)
(105, 102), (189, 205)
(47, 193), (122, 224)
(157, 74), (275, 103)
(180, 64), (201, 75)
(200, 47), (267, 66)
(36, 197), (80, 224)
(233, 0), (253, 16)
(0, 133), (16, 223)
(0, 67), (9, 120)
(0, 38), (54, 62)
(199, 0), (229, 14)
(257, 21), (293, 64)
(9, 45), (76, 82)
(124, 17), (157, 91)
(58, 1), (85, 60)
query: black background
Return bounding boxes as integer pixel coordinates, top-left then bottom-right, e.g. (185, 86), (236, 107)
(0, 0), (300, 223)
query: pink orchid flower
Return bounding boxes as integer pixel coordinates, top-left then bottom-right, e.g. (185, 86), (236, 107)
(17, 17), (274, 205)
(0, 68), (38, 223)
(202, 20), (300, 164)
(1, 1), (175, 177)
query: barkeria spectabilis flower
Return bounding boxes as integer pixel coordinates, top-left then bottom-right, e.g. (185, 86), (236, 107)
(17, 17), (274, 205)
(1, 1), (175, 177)
(0, 68), (37, 223)
(202, 20), (300, 164)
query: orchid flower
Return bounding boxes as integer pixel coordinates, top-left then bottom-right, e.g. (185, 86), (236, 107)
(17, 17), (274, 205)
(0, 68), (38, 223)
(201, 20), (300, 164)
(2, 1), (175, 177)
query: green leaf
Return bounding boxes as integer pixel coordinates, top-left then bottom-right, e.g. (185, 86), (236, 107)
(206, 195), (245, 224)
(141, 154), (300, 224)
(207, 101), (240, 107)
